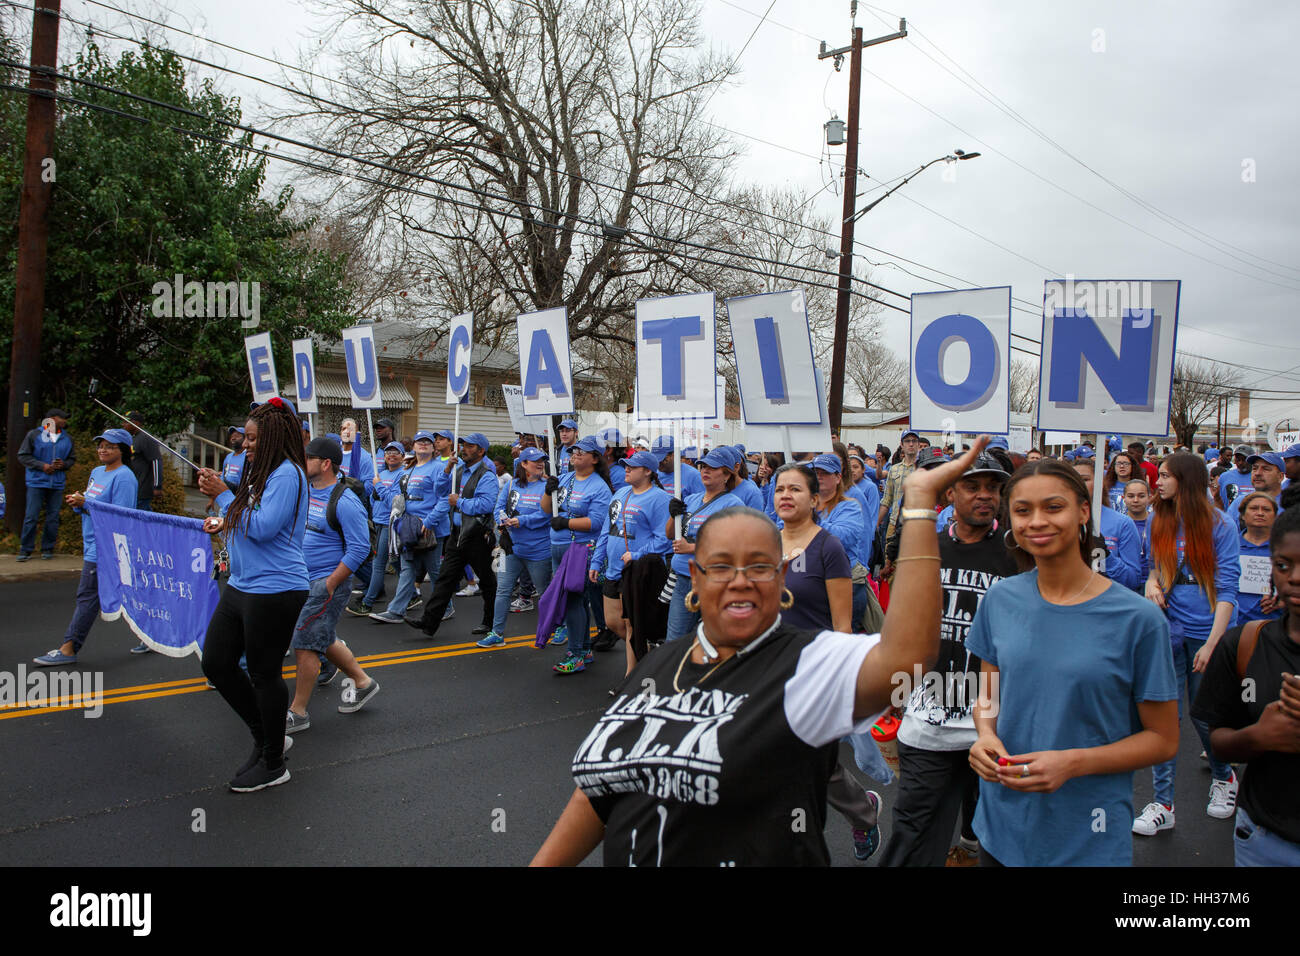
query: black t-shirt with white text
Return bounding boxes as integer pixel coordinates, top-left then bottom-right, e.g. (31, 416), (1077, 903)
(572, 622), (878, 866)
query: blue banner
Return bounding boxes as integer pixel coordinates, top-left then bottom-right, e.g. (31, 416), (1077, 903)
(86, 500), (219, 657)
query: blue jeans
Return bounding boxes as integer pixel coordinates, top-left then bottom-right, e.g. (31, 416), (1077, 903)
(492, 554), (553, 635)
(665, 571), (699, 642)
(1152, 635), (1231, 805)
(136, 498), (153, 513)
(363, 525), (391, 606)
(552, 543), (595, 656)
(21, 486), (62, 554)
(1234, 807), (1300, 866)
(385, 538), (450, 617)
(63, 564), (100, 651)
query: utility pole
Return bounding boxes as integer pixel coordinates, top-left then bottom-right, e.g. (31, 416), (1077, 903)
(820, 7), (906, 434)
(6, 0), (62, 535)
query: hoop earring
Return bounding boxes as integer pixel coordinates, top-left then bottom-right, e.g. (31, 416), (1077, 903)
(1003, 528), (1017, 549)
(684, 590), (700, 613)
(780, 588), (794, 610)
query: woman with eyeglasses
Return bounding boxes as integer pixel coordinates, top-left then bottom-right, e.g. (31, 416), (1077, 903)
(531, 441), (990, 866)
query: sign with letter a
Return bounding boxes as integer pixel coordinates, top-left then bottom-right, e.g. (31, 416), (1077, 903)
(635, 292), (716, 421)
(1037, 279), (1180, 436)
(517, 307), (574, 415)
(342, 324), (383, 410)
(727, 290), (821, 425)
(909, 287), (1011, 435)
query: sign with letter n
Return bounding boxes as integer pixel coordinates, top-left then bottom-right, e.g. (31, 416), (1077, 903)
(635, 292), (717, 422)
(1037, 279), (1180, 437)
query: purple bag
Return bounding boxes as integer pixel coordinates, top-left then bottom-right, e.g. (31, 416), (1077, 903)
(536, 541), (589, 647)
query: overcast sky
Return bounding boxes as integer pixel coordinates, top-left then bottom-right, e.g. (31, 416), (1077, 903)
(39, 0), (1300, 430)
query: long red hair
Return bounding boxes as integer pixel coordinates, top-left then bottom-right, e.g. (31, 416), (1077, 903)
(1150, 452), (1219, 606)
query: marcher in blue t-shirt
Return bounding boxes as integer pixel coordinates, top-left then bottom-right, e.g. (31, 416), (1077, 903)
(478, 448), (554, 647)
(34, 429), (139, 667)
(285, 436), (379, 735)
(1073, 459), (1143, 590)
(664, 447), (743, 642)
(967, 459), (1177, 865)
(196, 397), (311, 792)
(221, 426), (247, 493)
(1235, 492), (1283, 624)
(349, 441), (406, 616)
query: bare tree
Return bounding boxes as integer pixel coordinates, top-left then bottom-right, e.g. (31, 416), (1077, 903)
(1009, 356), (1038, 415)
(845, 339), (909, 410)
(1169, 357), (1243, 448)
(283, 0), (740, 360)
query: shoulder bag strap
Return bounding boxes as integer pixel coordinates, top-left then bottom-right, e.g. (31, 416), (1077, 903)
(1236, 619), (1266, 682)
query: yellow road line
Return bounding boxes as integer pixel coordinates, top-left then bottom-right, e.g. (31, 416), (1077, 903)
(0, 628), (589, 720)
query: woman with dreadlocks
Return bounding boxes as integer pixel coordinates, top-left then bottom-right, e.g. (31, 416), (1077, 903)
(197, 398), (310, 792)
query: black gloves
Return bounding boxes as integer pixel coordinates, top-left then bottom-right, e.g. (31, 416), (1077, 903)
(550, 515), (570, 531)
(545, 476), (560, 495)
(668, 496), (687, 517)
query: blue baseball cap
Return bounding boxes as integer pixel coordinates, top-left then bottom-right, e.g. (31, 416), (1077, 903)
(735, 443), (747, 456)
(518, 447), (547, 463)
(249, 396), (298, 415)
(93, 428), (133, 447)
(459, 431), (490, 451)
(227, 425), (246, 436)
(810, 453), (842, 474)
(699, 448), (734, 470)
(434, 428), (454, 441)
(559, 418), (578, 430)
(573, 435), (603, 455)
(598, 427), (624, 447)
(1072, 446), (1095, 460)
(413, 430), (436, 443)
(1247, 451), (1284, 471)
(1109, 435), (1123, 452)
(1204, 446), (1220, 462)
(713, 445), (743, 469)
(326, 432), (342, 444)
(681, 446), (699, 459)
(624, 450), (659, 472)
(1280, 444), (1300, 460)
(300, 420), (310, 432)
(986, 436), (1009, 451)
(383, 441), (405, 454)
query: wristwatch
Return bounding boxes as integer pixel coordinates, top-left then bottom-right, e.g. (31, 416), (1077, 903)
(899, 508), (938, 522)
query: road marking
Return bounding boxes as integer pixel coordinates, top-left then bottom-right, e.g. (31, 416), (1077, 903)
(0, 629), (592, 720)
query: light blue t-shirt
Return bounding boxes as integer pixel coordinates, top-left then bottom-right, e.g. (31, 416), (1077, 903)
(550, 472), (612, 547)
(965, 572), (1177, 866)
(671, 490), (743, 575)
(303, 480), (371, 580)
(1144, 509), (1241, 642)
(215, 460), (309, 594)
(657, 465), (703, 500)
(78, 465), (139, 562)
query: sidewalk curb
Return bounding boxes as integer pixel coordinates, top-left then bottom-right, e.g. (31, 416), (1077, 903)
(0, 557), (84, 584)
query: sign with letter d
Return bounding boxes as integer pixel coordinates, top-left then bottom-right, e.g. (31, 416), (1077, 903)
(291, 338), (318, 414)
(1037, 279), (1180, 436)
(909, 287), (1011, 436)
(517, 307), (574, 415)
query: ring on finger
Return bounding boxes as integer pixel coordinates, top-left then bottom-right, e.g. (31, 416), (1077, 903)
(1020, 764), (1029, 778)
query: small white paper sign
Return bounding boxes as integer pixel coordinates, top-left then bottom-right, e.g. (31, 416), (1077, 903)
(1239, 555), (1273, 596)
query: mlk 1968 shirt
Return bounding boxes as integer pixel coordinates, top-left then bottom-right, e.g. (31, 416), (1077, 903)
(573, 622), (881, 866)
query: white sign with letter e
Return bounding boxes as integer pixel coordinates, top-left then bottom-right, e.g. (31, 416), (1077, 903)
(342, 324), (383, 409)
(517, 307), (574, 415)
(727, 290), (820, 425)
(635, 292), (716, 421)
(291, 338), (318, 413)
(909, 286), (1011, 435)
(244, 332), (278, 404)
(1037, 279), (1180, 436)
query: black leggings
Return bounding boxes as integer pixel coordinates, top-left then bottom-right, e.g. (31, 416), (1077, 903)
(202, 586), (308, 766)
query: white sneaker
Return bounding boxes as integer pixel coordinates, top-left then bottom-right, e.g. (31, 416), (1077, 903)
(456, 582), (480, 596)
(1207, 771), (1238, 819)
(1132, 802), (1175, 835)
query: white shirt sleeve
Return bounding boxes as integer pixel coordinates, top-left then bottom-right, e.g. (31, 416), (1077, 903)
(783, 631), (883, 748)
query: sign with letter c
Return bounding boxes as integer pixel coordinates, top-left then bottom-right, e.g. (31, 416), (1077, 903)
(909, 287), (1011, 435)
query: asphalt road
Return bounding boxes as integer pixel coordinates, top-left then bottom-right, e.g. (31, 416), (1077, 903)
(0, 575), (1233, 867)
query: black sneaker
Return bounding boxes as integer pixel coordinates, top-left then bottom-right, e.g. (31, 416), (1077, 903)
(345, 600), (372, 617)
(471, 623), (490, 635)
(337, 677), (379, 714)
(229, 758), (290, 792)
(592, 628), (618, 651)
(236, 736), (293, 777)
(317, 659), (339, 686)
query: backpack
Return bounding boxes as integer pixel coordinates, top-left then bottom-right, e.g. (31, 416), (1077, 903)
(326, 476), (370, 534)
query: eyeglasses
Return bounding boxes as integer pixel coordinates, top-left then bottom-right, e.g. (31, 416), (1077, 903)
(696, 562), (782, 583)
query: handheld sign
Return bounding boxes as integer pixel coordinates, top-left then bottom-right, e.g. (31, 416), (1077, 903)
(502, 385), (552, 437)
(342, 324), (383, 410)
(517, 307), (574, 415)
(1037, 279), (1180, 437)
(635, 292), (716, 421)
(244, 332), (278, 404)
(292, 338), (318, 414)
(446, 312), (473, 404)
(910, 286), (1011, 436)
(727, 290), (820, 425)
